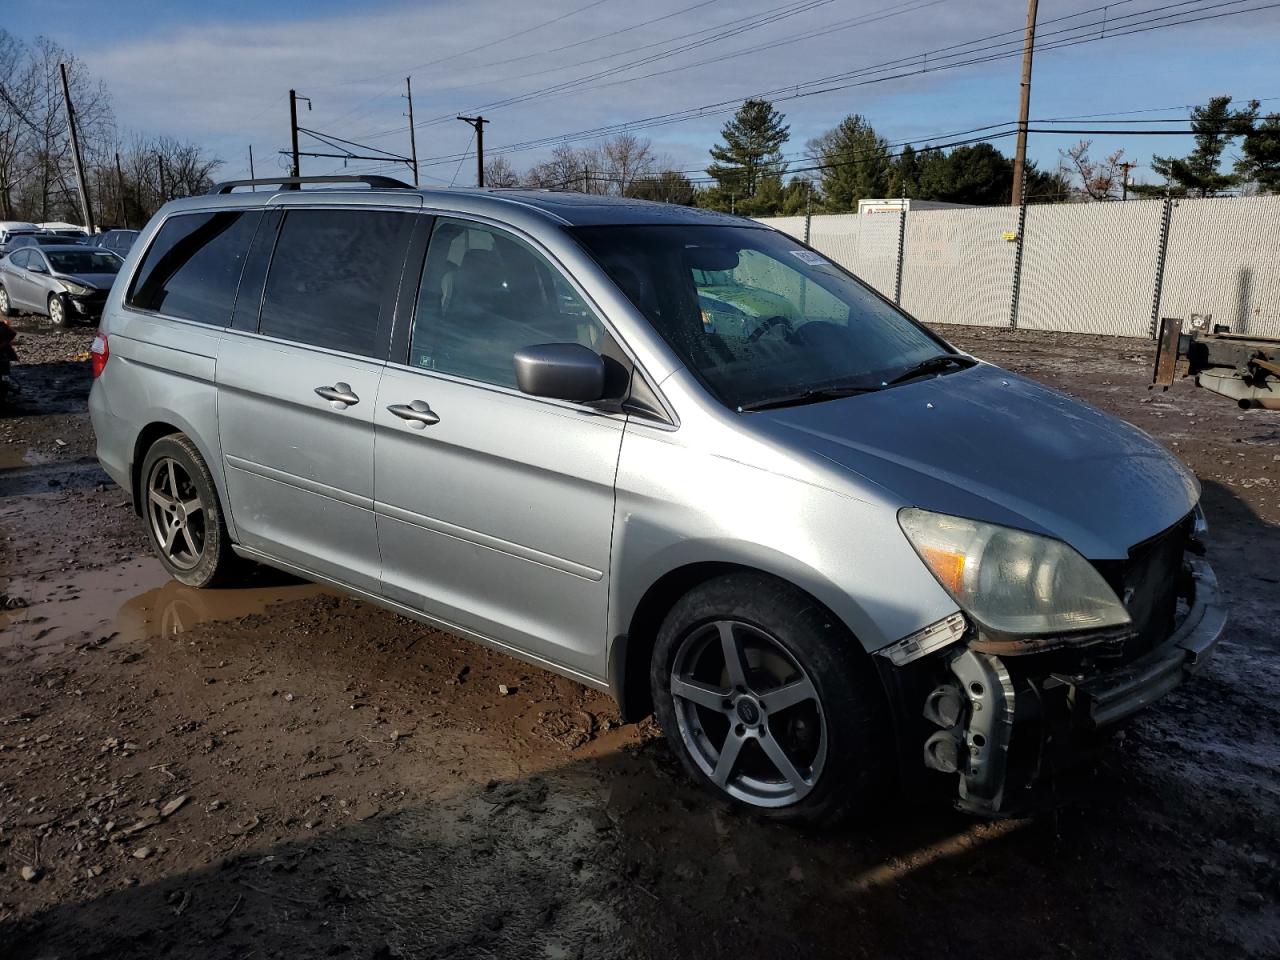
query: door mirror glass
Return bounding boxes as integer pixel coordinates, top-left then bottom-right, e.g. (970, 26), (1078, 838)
(514, 343), (606, 402)
(29, 259), (47, 274)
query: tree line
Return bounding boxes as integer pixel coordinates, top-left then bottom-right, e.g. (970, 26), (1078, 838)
(0, 30), (219, 228)
(491, 94), (1280, 214)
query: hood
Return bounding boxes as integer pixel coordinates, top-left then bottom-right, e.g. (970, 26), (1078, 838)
(54, 272), (118, 290)
(759, 363), (1199, 560)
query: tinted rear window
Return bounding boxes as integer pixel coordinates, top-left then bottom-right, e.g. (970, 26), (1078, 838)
(128, 211), (261, 324)
(47, 250), (122, 274)
(258, 208), (412, 358)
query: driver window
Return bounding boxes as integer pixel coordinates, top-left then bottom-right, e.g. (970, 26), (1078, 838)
(10, 250), (29, 269)
(410, 218), (604, 389)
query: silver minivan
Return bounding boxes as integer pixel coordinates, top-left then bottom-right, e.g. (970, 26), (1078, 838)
(89, 176), (1226, 824)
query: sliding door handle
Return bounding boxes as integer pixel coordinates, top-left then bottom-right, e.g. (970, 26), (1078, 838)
(387, 399), (440, 428)
(315, 382), (359, 407)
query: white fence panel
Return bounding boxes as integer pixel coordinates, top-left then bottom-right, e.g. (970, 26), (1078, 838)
(1161, 196), (1280, 339)
(1016, 200), (1164, 337)
(753, 216), (807, 241)
(805, 213), (860, 276)
(900, 207), (1019, 327)
(850, 209), (900, 298)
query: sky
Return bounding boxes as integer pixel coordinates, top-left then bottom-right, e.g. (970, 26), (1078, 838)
(5, 0), (1279, 190)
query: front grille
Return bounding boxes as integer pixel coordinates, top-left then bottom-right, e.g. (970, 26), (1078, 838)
(1094, 517), (1190, 660)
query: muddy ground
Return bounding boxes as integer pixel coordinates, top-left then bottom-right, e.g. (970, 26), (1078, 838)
(0, 318), (1277, 960)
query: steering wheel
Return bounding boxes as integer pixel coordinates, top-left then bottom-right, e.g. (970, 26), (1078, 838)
(744, 314), (795, 343)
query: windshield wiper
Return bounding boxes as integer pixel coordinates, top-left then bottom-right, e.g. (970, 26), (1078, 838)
(740, 384), (881, 412)
(884, 354), (975, 386)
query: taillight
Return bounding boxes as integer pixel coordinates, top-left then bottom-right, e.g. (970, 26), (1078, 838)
(91, 331), (109, 378)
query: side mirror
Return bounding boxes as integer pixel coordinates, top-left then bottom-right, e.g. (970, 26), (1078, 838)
(29, 262), (47, 274)
(513, 343), (606, 403)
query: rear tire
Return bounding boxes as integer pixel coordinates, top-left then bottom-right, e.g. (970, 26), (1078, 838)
(650, 572), (890, 826)
(140, 434), (242, 588)
(47, 293), (68, 328)
(0, 285), (13, 317)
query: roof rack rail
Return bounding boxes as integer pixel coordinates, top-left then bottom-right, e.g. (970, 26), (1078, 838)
(208, 174), (414, 195)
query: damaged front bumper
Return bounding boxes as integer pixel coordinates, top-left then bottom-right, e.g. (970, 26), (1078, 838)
(909, 557), (1226, 816)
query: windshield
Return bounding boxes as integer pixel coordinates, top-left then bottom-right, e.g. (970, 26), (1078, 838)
(572, 224), (950, 410)
(47, 250), (121, 274)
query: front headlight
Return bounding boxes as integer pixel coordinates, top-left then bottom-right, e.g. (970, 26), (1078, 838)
(899, 508), (1130, 636)
(60, 279), (95, 296)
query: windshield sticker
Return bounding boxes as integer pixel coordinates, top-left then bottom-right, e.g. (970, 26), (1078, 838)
(789, 250), (828, 266)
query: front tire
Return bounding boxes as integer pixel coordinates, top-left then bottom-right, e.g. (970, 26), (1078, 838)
(0, 285), (13, 317)
(140, 434), (241, 588)
(650, 573), (890, 826)
(47, 293), (68, 327)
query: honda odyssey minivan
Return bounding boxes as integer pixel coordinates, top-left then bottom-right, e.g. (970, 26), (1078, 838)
(89, 176), (1226, 823)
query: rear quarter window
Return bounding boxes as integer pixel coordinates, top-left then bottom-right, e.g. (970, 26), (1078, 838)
(127, 210), (262, 325)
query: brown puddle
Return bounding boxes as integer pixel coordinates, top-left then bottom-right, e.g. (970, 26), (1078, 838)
(1, 556), (329, 661)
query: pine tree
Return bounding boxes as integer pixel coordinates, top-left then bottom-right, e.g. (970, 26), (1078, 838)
(707, 99), (789, 201)
(1237, 107), (1280, 194)
(1146, 96), (1257, 197)
(807, 115), (891, 211)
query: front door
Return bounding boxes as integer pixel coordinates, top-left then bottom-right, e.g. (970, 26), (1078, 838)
(374, 217), (625, 678)
(217, 206), (415, 593)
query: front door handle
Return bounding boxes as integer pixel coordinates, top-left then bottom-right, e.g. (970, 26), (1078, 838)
(315, 382), (359, 407)
(387, 400), (440, 428)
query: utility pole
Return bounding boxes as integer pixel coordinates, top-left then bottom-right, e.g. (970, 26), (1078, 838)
(59, 62), (95, 233)
(289, 89), (301, 177)
(1118, 160), (1135, 200)
(1010, 0), (1039, 207)
(582, 164), (590, 193)
(114, 152), (128, 228)
(456, 115), (488, 187)
(405, 77), (419, 186)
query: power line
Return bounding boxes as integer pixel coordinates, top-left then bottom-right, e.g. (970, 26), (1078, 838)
(344, 0), (620, 87)
(416, 0), (1276, 167)
(413, 0), (837, 128)
(470, 0), (724, 72)
(383, 0), (1129, 148)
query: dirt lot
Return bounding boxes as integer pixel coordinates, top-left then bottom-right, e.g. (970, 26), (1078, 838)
(1, 318), (1277, 960)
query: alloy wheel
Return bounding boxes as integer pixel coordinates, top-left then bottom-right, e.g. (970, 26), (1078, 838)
(48, 295), (65, 326)
(146, 457), (206, 571)
(669, 620), (827, 807)
(0, 287), (10, 315)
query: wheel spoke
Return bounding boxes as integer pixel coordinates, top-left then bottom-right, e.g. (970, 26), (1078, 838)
(717, 621), (749, 689)
(179, 523), (199, 558)
(161, 521), (179, 556)
(671, 675), (730, 712)
(181, 497), (203, 517)
(711, 729), (746, 787)
(149, 487), (173, 510)
(167, 460), (179, 498)
(758, 733), (809, 792)
(760, 678), (817, 714)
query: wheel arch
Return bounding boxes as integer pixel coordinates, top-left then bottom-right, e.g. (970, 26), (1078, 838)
(129, 420), (233, 541)
(610, 559), (885, 724)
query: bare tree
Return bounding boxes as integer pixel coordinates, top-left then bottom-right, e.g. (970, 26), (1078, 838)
(524, 144), (589, 191)
(483, 156), (519, 188)
(0, 30), (218, 227)
(600, 133), (656, 195)
(1060, 139), (1127, 201)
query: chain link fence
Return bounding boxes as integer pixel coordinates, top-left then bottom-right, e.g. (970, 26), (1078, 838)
(757, 194), (1280, 340)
